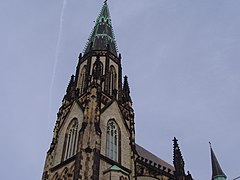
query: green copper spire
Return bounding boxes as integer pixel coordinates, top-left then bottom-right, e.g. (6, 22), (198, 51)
(210, 142), (227, 180)
(84, 1), (118, 55)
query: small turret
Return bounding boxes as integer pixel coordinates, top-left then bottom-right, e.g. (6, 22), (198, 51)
(173, 137), (185, 179)
(122, 76), (132, 106)
(63, 75), (75, 102)
(209, 142), (227, 180)
(173, 137), (193, 180)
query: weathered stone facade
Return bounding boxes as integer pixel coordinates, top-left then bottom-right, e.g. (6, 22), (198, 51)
(42, 2), (193, 180)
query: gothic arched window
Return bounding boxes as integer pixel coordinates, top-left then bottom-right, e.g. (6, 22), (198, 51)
(106, 120), (120, 162)
(79, 66), (87, 94)
(93, 60), (103, 78)
(109, 66), (117, 95)
(62, 119), (78, 161)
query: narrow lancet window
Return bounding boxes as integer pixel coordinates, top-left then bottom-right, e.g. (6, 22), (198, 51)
(93, 60), (103, 78)
(106, 120), (119, 162)
(63, 119), (78, 161)
(79, 66), (87, 94)
(109, 66), (117, 95)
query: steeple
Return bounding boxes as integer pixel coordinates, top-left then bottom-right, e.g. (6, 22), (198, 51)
(122, 76), (132, 105)
(84, 1), (118, 56)
(173, 137), (185, 179)
(209, 142), (227, 180)
(74, 1), (125, 100)
(173, 137), (193, 180)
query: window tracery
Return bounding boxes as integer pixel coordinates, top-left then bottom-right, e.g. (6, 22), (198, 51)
(106, 119), (119, 162)
(109, 65), (117, 95)
(93, 60), (103, 78)
(62, 119), (78, 161)
(79, 66), (87, 94)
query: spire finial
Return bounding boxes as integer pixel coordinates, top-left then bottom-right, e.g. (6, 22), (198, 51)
(173, 137), (178, 142)
(104, 0), (107, 4)
(209, 141), (212, 148)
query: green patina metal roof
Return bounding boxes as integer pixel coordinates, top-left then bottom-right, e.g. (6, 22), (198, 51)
(110, 165), (128, 175)
(84, 1), (118, 55)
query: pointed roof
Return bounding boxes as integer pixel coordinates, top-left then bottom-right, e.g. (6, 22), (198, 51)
(210, 143), (227, 180)
(110, 165), (128, 175)
(173, 137), (185, 176)
(103, 165), (129, 176)
(64, 75), (75, 101)
(84, 1), (118, 55)
(122, 76), (132, 103)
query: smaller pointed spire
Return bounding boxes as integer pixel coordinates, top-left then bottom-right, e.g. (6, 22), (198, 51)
(67, 75), (75, 93)
(64, 75), (75, 101)
(122, 76), (132, 104)
(173, 137), (185, 178)
(209, 142), (227, 180)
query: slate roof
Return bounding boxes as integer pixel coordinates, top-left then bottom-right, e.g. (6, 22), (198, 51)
(84, 1), (118, 56)
(136, 144), (175, 174)
(210, 145), (227, 179)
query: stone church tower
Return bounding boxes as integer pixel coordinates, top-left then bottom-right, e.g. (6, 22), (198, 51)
(43, 2), (136, 179)
(42, 2), (193, 180)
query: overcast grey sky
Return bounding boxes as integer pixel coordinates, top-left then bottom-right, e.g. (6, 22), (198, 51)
(0, 0), (240, 179)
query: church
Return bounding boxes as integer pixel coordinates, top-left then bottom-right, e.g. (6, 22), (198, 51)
(42, 2), (227, 180)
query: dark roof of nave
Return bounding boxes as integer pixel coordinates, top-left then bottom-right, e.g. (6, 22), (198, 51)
(136, 144), (175, 174)
(84, 1), (118, 56)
